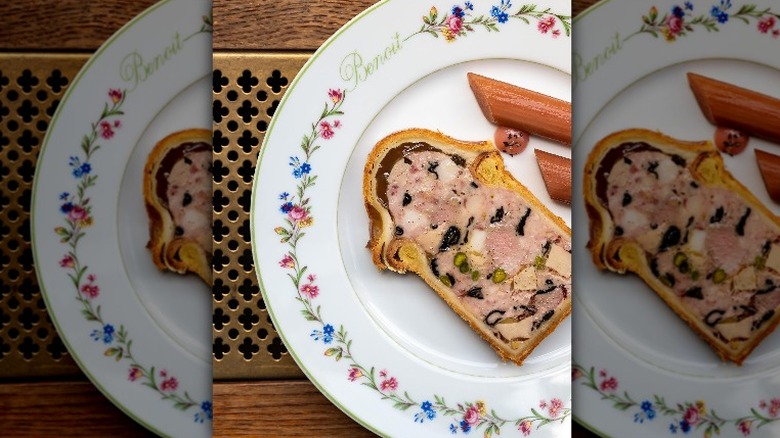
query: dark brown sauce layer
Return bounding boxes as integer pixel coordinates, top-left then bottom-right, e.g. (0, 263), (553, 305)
(595, 141), (686, 207)
(154, 141), (210, 208)
(375, 142), (449, 208)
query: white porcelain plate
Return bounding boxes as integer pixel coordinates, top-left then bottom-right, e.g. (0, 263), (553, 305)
(31, 0), (212, 436)
(573, 1), (780, 436)
(253, 0), (572, 436)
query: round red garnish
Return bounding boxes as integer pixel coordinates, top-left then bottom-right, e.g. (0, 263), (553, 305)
(714, 127), (749, 156)
(494, 127), (529, 156)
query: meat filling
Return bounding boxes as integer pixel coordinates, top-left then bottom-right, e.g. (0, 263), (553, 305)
(386, 150), (571, 343)
(604, 147), (780, 342)
(164, 149), (212, 253)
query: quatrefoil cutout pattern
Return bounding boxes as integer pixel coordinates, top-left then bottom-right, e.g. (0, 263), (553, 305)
(0, 61), (79, 371)
(212, 61), (302, 372)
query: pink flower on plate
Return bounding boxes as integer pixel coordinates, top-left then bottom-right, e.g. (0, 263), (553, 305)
(108, 88), (123, 104)
(572, 368), (583, 381)
(463, 405), (480, 425)
(380, 376), (398, 392)
(99, 121), (115, 139)
(537, 16), (556, 34)
(549, 398), (563, 418)
(769, 398), (780, 417)
(328, 89), (343, 104)
(665, 15), (684, 35)
(87, 273), (96, 282)
(519, 420), (532, 436)
(128, 367), (143, 382)
(80, 283), (100, 299)
(279, 255), (294, 268)
(300, 283), (319, 299)
(333, 120), (341, 129)
(113, 120), (122, 128)
(347, 367), (363, 382)
(160, 376), (179, 392)
(758, 16), (776, 33)
(67, 205), (88, 222)
(320, 121), (335, 139)
(598, 370), (618, 392)
(600, 376), (617, 391)
(738, 419), (752, 436)
(59, 254), (74, 268)
(552, 29), (561, 38)
(287, 205), (308, 222)
(683, 405), (700, 426)
(445, 14), (463, 34)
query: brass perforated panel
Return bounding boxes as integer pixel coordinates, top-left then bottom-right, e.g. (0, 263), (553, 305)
(0, 54), (88, 377)
(212, 53), (310, 379)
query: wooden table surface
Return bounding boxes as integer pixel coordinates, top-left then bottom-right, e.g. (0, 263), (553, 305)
(0, 0), (599, 436)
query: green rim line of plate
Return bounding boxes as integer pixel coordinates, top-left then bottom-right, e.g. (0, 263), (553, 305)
(573, 0), (612, 23)
(574, 415), (611, 438)
(250, 2), (392, 436)
(29, 0), (183, 436)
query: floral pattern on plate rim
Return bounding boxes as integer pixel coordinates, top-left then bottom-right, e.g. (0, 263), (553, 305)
(52, 14), (213, 425)
(628, 1), (780, 43)
(271, 3), (571, 435)
(409, 1), (571, 42)
(573, 364), (780, 436)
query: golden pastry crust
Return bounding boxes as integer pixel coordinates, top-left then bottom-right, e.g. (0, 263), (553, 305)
(584, 128), (780, 364)
(363, 128), (571, 365)
(143, 128), (212, 284)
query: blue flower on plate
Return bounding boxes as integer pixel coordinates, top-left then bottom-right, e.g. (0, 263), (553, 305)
(465, 1), (473, 10)
(102, 324), (115, 344)
(289, 156), (311, 178)
(452, 5), (465, 18)
(641, 400), (656, 420)
(280, 202), (293, 213)
(60, 202), (74, 213)
(414, 400), (437, 423)
(59, 192), (69, 200)
(279, 192), (290, 200)
(194, 400), (213, 423)
(323, 324), (334, 343)
(311, 324), (335, 344)
(460, 420), (471, 433)
(685, 1), (693, 10)
(490, 6), (508, 23)
(672, 5), (685, 17)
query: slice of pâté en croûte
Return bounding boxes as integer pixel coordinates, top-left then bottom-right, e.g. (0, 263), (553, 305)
(364, 128), (571, 365)
(585, 128), (780, 364)
(144, 128), (212, 284)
